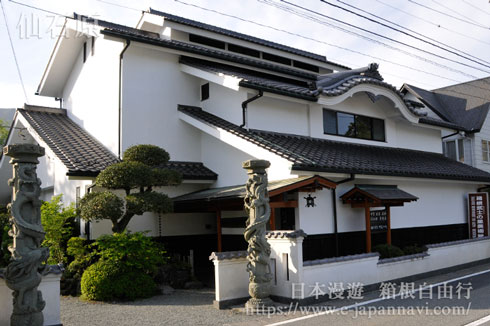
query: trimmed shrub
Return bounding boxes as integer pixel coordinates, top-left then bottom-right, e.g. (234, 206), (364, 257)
(80, 232), (167, 301)
(402, 244), (426, 255)
(373, 244), (404, 259)
(81, 261), (156, 301)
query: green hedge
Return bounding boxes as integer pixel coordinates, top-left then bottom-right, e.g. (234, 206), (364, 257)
(81, 261), (156, 301)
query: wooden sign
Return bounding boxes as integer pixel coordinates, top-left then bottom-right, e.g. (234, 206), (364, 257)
(468, 193), (489, 239)
(370, 209), (388, 233)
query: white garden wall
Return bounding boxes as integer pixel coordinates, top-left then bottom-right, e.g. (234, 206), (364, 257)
(0, 271), (62, 326)
(211, 232), (490, 308)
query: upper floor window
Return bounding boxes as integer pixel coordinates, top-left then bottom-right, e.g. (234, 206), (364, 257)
(444, 139), (465, 162)
(323, 108), (385, 141)
(482, 140), (490, 162)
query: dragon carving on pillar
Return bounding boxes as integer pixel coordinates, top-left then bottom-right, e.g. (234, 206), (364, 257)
(4, 144), (48, 326)
(242, 159), (273, 309)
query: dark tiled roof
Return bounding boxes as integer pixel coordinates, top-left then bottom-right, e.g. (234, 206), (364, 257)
(406, 84), (489, 132)
(345, 184), (418, 201)
(180, 57), (423, 115)
(18, 107), (119, 176)
(149, 8), (349, 69)
(180, 56), (317, 101)
(266, 230), (307, 239)
(209, 250), (247, 261)
(18, 106), (217, 180)
(174, 176), (312, 202)
(100, 28), (317, 80)
(179, 105), (490, 183)
(164, 161), (217, 180)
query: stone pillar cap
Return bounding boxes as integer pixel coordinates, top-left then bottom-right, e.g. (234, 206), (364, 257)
(242, 159), (270, 170)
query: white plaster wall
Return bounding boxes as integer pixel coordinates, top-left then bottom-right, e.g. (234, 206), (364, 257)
(297, 189), (334, 235)
(395, 121), (443, 153)
(473, 118), (490, 173)
(303, 238), (490, 298)
(213, 238), (490, 303)
(121, 44), (202, 161)
(200, 133), (251, 187)
(248, 96), (309, 135)
(309, 93), (442, 153)
(290, 177), (476, 235)
(62, 36), (123, 155)
(202, 82), (246, 126)
(213, 258), (249, 302)
(334, 179), (476, 233)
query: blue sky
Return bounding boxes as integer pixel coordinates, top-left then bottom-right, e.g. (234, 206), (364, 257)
(0, 0), (489, 109)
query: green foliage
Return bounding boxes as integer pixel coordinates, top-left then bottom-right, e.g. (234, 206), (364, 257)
(0, 118), (9, 146)
(66, 237), (93, 279)
(95, 161), (152, 191)
(123, 144), (170, 167)
(80, 232), (166, 301)
(0, 209), (11, 267)
(373, 244), (404, 259)
(80, 144), (181, 234)
(41, 195), (77, 264)
(81, 261), (156, 301)
(93, 232), (167, 274)
(152, 168), (182, 187)
(127, 192), (173, 216)
(402, 244), (426, 255)
(80, 191), (124, 223)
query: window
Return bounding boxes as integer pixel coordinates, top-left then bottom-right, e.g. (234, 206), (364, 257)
(189, 34), (225, 49)
(293, 60), (319, 73)
(201, 83), (209, 101)
(83, 42), (87, 63)
(262, 52), (291, 65)
(228, 43), (260, 58)
(482, 140), (490, 162)
(323, 108), (385, 141)
(443, 138), (470, 163)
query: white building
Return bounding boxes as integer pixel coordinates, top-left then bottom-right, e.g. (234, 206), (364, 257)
(1, 10), (490, 280)
(401, 80), (490, 173)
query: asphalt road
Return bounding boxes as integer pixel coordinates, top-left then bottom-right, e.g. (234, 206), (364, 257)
(256, 263), (490, 326)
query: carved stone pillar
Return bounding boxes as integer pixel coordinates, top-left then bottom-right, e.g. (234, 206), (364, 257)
(4, 144), (48, 326)
(242, 159), (273, 309)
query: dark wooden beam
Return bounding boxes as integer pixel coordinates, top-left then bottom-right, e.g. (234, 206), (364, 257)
(270, 208), (276, 231)
(364, 203), (371, 253)
(216, 210), (222, 252)
(386, 205), (392, 245)
(269, 200), (298, 208)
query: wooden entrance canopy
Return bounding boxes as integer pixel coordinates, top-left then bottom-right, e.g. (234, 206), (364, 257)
(173, 175), (336, 251)
(341, 185), (418, 253)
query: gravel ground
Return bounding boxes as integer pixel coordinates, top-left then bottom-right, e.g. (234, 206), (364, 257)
(60, 289), (278, 326)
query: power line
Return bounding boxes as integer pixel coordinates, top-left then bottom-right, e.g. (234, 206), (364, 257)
(95, 0), (141, 12)
(1, 0), (28, 103)
(8, 0), (66, 17)
(174, 0), (462, 83)
(430, 0), (486, 26)
(279, 0), (490, 74)
(334, 0), (490, 66)
(260, 0), (489, 81)
(374, 0), (490, 47)
(174, 0), (490, 97)
(407, 0), (490, 30)
(461, 0), (490, 17)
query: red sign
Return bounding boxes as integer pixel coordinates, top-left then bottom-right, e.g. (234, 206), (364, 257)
(468, 193), (489, 239)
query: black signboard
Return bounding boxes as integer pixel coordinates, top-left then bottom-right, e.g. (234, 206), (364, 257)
(468, 193), (489, 239)
(370, 209), (388, 233)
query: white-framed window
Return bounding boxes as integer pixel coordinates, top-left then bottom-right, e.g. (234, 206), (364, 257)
(444, 138), (471, 164)
(482, 140), (490, 162)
